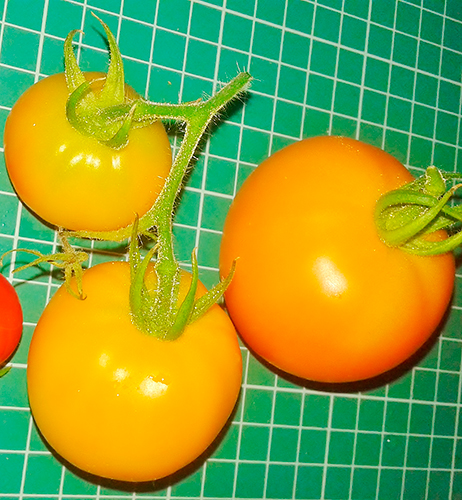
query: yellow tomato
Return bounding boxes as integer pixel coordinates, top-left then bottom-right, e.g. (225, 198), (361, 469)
(27, 261), (242, 481)
(4, 72), (172, 232)
(220, 136), (455, 383)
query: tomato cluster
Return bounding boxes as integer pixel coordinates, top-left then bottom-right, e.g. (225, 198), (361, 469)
(3, 21), (459, 486)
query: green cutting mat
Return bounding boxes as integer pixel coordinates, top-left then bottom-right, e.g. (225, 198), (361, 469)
(0, 0), (461, 498)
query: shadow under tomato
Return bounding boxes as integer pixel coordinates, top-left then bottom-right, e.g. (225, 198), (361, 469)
(31, 384), (243, 493)
(238, 295), (455, 395)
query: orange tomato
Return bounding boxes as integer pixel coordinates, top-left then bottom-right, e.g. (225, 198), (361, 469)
(27, 261), (242, 481)
(4, 72), (172, 232)
(220, 136), (455, 383)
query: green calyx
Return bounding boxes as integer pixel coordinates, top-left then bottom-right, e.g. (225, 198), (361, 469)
(64, 13), (143, 149)
(375, 166), (462, 256)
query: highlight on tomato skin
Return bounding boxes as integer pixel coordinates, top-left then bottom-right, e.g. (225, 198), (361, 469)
(26, 261), (242, 482)
(0, 273), (23, 365)
(219, 135), (456, 384)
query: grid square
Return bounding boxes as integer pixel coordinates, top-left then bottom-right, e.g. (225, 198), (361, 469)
(364, 57), (390, 92)
(157, 0), (191, 32)
(282, 32), (310, 69)
(5, 0), (45, 31)
(244, 92), (275, 130)
(328, 431), (355, 465)
(1, 26), (40, 72)
(393, 32), (418, 67)
(382, 434), (406, 467)
(252, 22), (282, 61)
(396, 1), (421, 37)
(310, 40), (338, 77)
(266, 464), (295, 499)
(440, 339), (462, 372)
(273, 391), (302, 426)
(331, 397), (358, 430)
(417, 41), (441, 75)
(427, 471), (451, 500)
(421, 9), (444, 44)
(204, 157), (237, 196)
(337, 49), (364, 85)
(367, 24), (393, 59)
(307, 74), (334, 110)
(358, 399), (385, 431)
(434, 405), (457, 436)
(387, 96), (412, 131)
(235, 462), (266, 498)
(354, 432), (381, 466)
(286, 0), (314, 32)
(295, 466), (323, 499)
(190, 2), (222, 43)
(313, 6), (341, 43)
(371, 0), (396, 28)
(119, 18), (153, 61)
(403, 470), (427, 500)
(303, 108), (331, 137)
(352, 468), (379, 500)
(23, 454), (62, 495)
(222, 12), (253, 52)
(412, 104), (436, 138)
(203, 461), (235, 498)
(185, 39), (217, 79)
(334, 81), (360, 118)
(153, 30), (186, 71)
(299, 429), (327, 464)
(197, 230), (221, 269)
(270, 427), (299, 462)
(384, 401), (409, 433)
(246, 353), (276, 386)
(441, 48), (462, 82)
(122, 0), (156, 24)
(406, 436), (431, 467)
(201, 194), (231, 231)
(256, 0), (285, 25)
(436, 372), (460, 403)
(170, 468), (203, 497)
(409, 402), (433, 434)
(0, 410), (29, 450)
(227, 0), (255, 16)
(378, 468), (403, 500)
(239, 128), (271, 164)
(361, 90), (386, 125)
(209, 122), (242, 159)
(430, 437), (454, 469)
(324, 466), (351, 500)
(444, 18), (462, 52)
(62, 468), (98, 495)
(277, 65), (306, 103)
(341, 15), (367, 51)
(273, 100), (303, 137)
(435, 111), (458, 144)
(239, 424), (270, 460)
(249, 57), (278, 95)
(242, 387), (274, 424)
(0, 454), (24, 493)
(213, 423), (239, 460)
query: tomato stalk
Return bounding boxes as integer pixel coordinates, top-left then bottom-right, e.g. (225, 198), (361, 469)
(58, 15), (250, 339)
(375, 166), (462, 255)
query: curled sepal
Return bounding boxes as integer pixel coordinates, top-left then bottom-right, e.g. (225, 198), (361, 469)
(64, 13), (135, 148)
(190, 259), (237, 323)
(164, 250), (200, 341)
(375, 166), (462, 256)
(0, 235), (88, 299)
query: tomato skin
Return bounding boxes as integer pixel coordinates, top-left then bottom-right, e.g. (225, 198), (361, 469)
(220, 136), (455, 383)
(27, 261), (242, 482)
(4, 72), (172, 232)
(0, 274), (23, 364)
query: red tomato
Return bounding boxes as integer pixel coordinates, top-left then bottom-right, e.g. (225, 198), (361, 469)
(220, 136), (455, 383)
(27, 261), (242, 481)
(0, 273), (23, 364)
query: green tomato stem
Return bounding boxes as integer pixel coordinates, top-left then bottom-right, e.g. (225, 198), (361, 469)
(375, 167), (462, 256)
